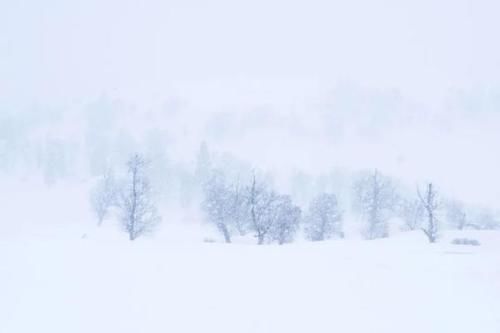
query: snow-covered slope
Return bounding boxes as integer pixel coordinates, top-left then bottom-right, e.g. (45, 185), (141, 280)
(1, 230), (499, 333)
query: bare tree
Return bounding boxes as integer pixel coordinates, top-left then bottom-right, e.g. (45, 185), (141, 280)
(474, 209), (499, 230)
(269, 195), (302, 245)
(246, 173), (278, 245)
(90, 168), (118, 225)
(446, 200), (470, 230)
(398, 198), (424, 231)
(304, 193), (343, 241)
(203, 169), (300, 245)
(119, 154), (161, 241)
(230, 176), (247, 236)
(353, 170), (397, 240)
(202, 169), (245, 243)
(417, 183), (440, 243)
(195, 141), (212, 190)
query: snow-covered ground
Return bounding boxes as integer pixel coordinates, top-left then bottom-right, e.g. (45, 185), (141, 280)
(1, 181), (499, 332)
(1, 226), (499, 333)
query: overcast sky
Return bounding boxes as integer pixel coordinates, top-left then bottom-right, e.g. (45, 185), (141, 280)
(1, 0), (500, 208)
(1, 0), (500, 106)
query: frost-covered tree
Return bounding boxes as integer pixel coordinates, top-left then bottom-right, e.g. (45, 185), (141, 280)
(178, 168), (197, 208)
(202, 169), (245, 243)
(418, 183), (440, 243)
(398, 198), (424, 231)
(195, 141), (212, 188)
(446, 200), (469, 230)
(209, 153), (252, 235)
(90, 168), (118, 225)
(290, 171), (314, 207)
(229, 177), (247, 236)
(269, 195), (302, 245)
(246, 173), (279, 245)
(474, 209), (499, 230)
(119, 154), (161, 241)
(304, 193), (343, 241)
(85, 95), (116, 177)
(353, 170), (397, 240)
(43, 139), (69, 185)
(144, 129), (170, 197)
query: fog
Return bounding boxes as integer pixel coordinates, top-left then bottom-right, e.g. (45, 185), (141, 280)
(3, 0), (500, 100)
(2, 3), (500, 332)
(1, 0), (500, 208)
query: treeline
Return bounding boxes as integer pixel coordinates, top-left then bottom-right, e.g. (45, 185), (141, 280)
(90, 143), (500, 243)
(200, 167), (440, 244)
(200, 170), (340, 244)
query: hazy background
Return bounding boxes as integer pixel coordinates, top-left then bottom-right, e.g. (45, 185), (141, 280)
(1, 0), (500, 208)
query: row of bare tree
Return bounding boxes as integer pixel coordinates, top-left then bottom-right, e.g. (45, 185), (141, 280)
(353, 170), (440, 243)
(202, 168), (440, 244)
(201, 170), (343, 244)
(90, 150), (497, 242)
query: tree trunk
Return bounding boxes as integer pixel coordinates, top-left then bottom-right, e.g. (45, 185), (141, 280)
(422, 228), (436, 243)
(257, 233), (265, 245)
(218, 223), (231, 243)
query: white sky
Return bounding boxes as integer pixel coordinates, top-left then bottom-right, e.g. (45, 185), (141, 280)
(1, 0), (499, 105)
(1, 0), (499, 208)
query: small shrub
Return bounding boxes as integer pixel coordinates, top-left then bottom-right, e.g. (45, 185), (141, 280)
(203, 237), (217, 243)
(451, 238), (480, 246)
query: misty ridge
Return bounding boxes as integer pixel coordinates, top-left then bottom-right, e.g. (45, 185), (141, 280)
(1, 81), (499, 242)
(2, 1), (500, 228)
